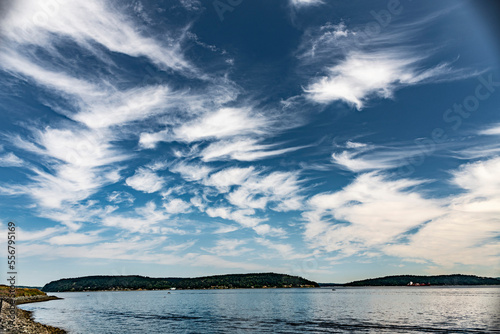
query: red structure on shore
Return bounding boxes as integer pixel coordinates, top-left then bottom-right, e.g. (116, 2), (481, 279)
(407, 281), (431, 286)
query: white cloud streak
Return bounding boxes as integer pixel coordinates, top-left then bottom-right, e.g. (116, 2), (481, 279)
(304, 173), (444, 257)
(48, 232), (102, 245)
(174, 107), (268, 142)
(126, 168), (166, 193)
(256, 238), (310, 259)
(385, 157), (500, 267)
(299, 19), (470, 109)
(107, 191), (135, 205)
(0, 0), (232, 212)
(290, 0), (324, 8)
(202, 239), (252, 257)
(200, 138), (305, 162)
(163, 198), (192, 214)
(226, 171), (304, 212)
(170, 162), (212, 182)
(2, 0), (192, 72)
(204, 167), (255, 192)
(4, 127), (128, 208)
(0, 152), (24, 167)
(304, 51), (452, 109)
(304, 157), (500, 269)
(331, 141), (434, 172)
(139, 107), (271, 149)
(479, 124), (500, 136)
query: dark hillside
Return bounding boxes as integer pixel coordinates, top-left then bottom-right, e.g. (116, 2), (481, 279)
(42, 273), (319, 292)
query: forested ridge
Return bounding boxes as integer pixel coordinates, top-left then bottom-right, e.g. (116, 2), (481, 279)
(42, 273), (319, 292)
(344, 274), (500, 286)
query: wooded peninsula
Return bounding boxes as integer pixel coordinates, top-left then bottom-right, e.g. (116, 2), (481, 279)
(42, 273), (319, 292)
(41, 273), (500, 292)
(339, 274), (500, 286)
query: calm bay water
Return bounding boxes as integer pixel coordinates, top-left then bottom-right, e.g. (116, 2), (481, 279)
(20, 287), (500, 333)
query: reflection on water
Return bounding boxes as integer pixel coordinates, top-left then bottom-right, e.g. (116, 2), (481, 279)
(20, 286), (500, 333)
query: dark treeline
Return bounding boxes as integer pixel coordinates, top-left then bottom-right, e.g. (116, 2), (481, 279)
(344, 274), (500, 286)
(42, 273), (319, 292)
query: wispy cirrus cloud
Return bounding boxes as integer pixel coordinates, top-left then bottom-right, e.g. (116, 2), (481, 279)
(0, 152), (24, 167)
(170, 162), (213, 182)
(0, 0), (231, 214)
(330, 140), (435, 172)
(178, 0), (203, 12)
(162, 240), (197, 253)
(101, 201), (188, 235)
(48, 231), (102, 246)
(479, 123), (500, 136)
(451, 125), (500, 159)
(189, 165), (305, 215)
(298, 19), (474, 109)
(202, 239), (252, 257)
(290, 0), (324, 8)
(163, 198), (192, 214)
(206, 206), (265, 229)
(175, 107), (268, 142)
(17, 231), (275, 273)
(304, 51), (453, 109)
(304, 173), (444, 257)
(304, 156), (500, 270)
(139, 107), (268, 147)
(126, 167), (166, 194)
(0, 0), (496, 283)
(255, 238), (311, 260)
(107, 191), (135, 205)
(4, 127), (128, 208)
(179, 167), (306, 237)
(139, 106), (305, 162)
(200, 138), (306, 162)
(204, 167), (256, 192)
(204, 205), (285, 237)
(1, 0), (193, 73)
(0, 51), (210, 130)
(226, 171), (304, 212)
(384, 157), (500, 268)
(0, 0), (249, 216)
(17, 226), (65, 242)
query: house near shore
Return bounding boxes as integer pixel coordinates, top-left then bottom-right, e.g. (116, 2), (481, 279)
(407, 281), (431, 286)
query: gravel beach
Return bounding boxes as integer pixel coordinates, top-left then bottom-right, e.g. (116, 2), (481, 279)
(0, 297), (66, 334)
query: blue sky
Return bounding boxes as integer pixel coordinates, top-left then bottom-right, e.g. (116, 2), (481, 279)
(0, 0), (499, 285)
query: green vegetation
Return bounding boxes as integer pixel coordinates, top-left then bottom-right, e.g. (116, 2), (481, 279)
(0, 285), (47, 297)
(345, 274), (500, 286)
(42, 273), (319, 292)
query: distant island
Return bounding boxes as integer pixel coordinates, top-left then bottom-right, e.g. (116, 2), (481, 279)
(41, 273), (500, 292)
(324, 274), (500, 287)
(42, 273), (319, 292)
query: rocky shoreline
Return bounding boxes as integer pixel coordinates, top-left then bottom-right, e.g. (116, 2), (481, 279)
(0, 297), (66, 334)
(13, 295), (62, 305)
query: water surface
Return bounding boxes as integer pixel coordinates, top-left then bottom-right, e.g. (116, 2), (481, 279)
(20, 286), (500, 333)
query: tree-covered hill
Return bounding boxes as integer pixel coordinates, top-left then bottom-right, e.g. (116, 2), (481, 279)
(42, 273), (319, 292)
(345, 274), (500, 286)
